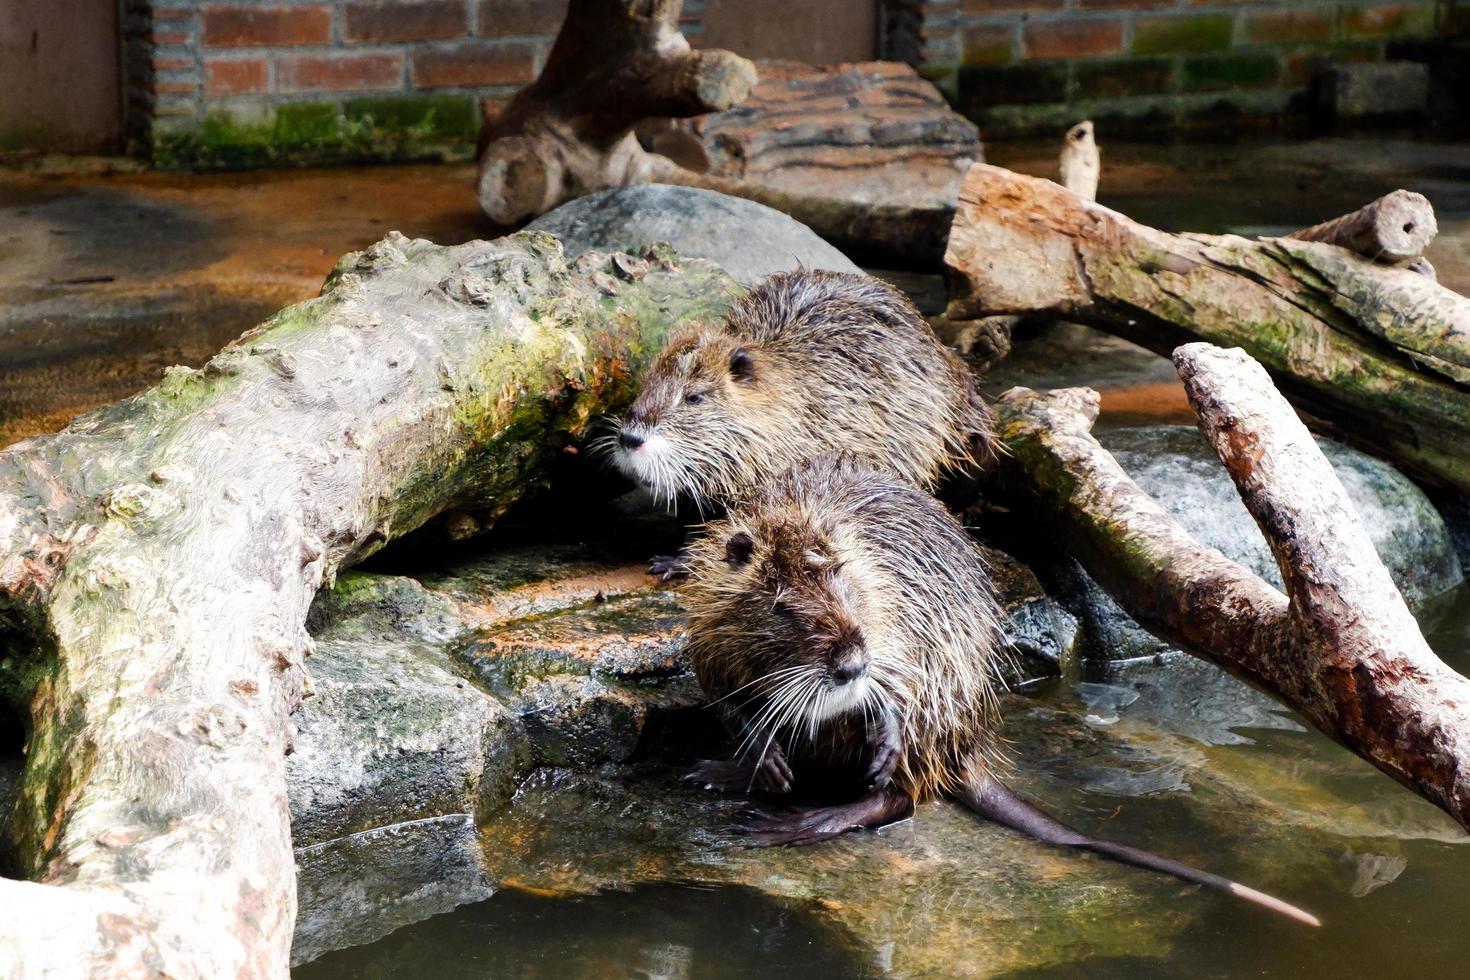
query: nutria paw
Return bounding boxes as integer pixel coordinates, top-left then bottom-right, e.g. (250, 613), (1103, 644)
(686, 746), (793, 795)
(864, 709), (902, 791)
(647, 554), (691, 581)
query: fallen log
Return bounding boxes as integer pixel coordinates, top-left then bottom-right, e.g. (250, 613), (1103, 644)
(1289, 188), (1437, 267)
(995, 343), (1470, 833)
(0, 233), (733, 977)
(946, 164), (1470, 492)
(476, 0), (959, 267)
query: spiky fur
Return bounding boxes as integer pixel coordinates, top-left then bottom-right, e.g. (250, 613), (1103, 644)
(682, 453), (1010, 801)
(606, 269), (995, 510)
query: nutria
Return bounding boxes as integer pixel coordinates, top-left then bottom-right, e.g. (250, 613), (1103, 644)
(682, 452), (1319, 926)
(609, 269), (995, 513)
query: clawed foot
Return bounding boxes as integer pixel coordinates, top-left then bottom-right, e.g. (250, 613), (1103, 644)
(864, 708), (901, 791)
(740, 788), (915, 847)
(686, 745), (794, 794)
(647, 553), (691, 582)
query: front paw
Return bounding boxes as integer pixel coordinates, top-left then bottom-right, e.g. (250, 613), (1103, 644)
(751, 744), (794, 795)
(864, 716), (901, 790)
(647, 554), (690, 582)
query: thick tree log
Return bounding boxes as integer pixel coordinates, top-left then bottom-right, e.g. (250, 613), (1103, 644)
(1289, 189), (1437, 266)
(0, 233), (733, 978)
(476, 0), (958, 267)
(946, 164), (1470, 492)
(995, 343), (1470, 832)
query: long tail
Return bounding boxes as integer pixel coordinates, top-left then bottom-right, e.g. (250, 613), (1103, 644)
(958, 776), (1320, 927)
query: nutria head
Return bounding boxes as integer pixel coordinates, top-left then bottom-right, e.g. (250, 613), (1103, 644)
(607, 269), (996, 510)
(684, 503), (884, 728)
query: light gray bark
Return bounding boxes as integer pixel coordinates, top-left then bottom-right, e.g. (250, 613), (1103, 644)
(0, 232), (734, 978)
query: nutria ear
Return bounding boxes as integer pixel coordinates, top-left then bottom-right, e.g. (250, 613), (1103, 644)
(724, 532), (755, 564)
(729, 348), (755, 381)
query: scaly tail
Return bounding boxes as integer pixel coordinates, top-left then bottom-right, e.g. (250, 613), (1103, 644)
(958, 776), (1320, 927)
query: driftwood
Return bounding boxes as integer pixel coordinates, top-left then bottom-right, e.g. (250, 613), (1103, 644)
(476, 0), (960, 266)
(946, 164), (1470, 493)
(996, 343), (1470, 832)
(1058, 121), (1099, 203)
(639, 59), (979, 206)
(0, 233), (732, 978)
(1289, 189), (1437, 267)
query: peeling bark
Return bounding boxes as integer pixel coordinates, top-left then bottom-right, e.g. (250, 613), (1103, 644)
(946, 164), (1470, 492)
(0, 233), (734, 978)
(995, 343), (1470, 832)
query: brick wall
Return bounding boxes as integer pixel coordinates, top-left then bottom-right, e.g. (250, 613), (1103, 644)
(906, 1), (1459, 133)
(123, 0), (592, 164)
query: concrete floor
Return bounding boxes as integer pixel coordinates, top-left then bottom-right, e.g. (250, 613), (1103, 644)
(2, 134), (1468, 445)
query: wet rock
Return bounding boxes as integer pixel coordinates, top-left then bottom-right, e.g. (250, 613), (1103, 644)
(983, 547), (1077, 683)
(292, 814), (496, 967)
(525, 184), (861, 286)
(1056, 426), (1463, 662)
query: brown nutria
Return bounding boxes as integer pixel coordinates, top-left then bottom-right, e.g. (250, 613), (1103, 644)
(607, 269), (995, 515)
(682, 452), (1319, 926)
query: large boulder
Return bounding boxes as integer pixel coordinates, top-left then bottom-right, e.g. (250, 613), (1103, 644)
(1055, 425), (1464, 662)
(525, 184), (861, 286)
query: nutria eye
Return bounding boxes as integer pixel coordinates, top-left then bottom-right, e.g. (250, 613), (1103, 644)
(685, 392), (705, 405)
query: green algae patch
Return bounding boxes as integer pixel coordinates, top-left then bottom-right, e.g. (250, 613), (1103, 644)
(151, 96), (480, 170)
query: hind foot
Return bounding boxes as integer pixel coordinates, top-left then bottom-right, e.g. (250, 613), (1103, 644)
(648, 553), (691, 582)
(742, 786), (914, 847)
(687, 745), (793, 795)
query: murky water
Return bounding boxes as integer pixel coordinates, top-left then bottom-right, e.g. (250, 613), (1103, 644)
(296, 588), (1470, 979)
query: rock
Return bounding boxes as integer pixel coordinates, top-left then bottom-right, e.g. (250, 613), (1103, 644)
(1055, 426), (1463, 662)
(982, 546), (1077, 683)
(525, 184), (861, 286)
(291, 814), (496, 967)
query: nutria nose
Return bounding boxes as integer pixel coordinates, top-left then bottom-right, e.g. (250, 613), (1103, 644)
(832, 661), (866, 685)
(618, 431), (644, 451)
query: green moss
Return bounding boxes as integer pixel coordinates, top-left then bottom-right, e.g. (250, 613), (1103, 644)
(1182, 54), (1281, 93)
(151, 95), (480, 170)
(1133, 15), (1234, 56)
(1073, 59), (1174, 99)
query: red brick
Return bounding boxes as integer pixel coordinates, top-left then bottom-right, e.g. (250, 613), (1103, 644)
(962, 0), (1062, 11)
(343, 1), (467, 44)
(151, 31), (191, 46)
(477, 0), (568, 37)
(1244, 9), (1333, 45)
(203, 5), (332, 48)
(412, 41), (535, 87)
(1341, 3), (1433, 37)
(206, 57), (269, 95)
(277, 52), (405, 92)
(152, 80), (197, 95)
(151, 57), (195, 72)
(154, 8), (196, 21)
(963, 23), (1016, 64)
(1022, 18), (1124, 60)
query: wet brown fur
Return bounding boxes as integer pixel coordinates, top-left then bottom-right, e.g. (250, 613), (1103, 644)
(610, 269), (995, 509)
(682, 452), (1009, 801)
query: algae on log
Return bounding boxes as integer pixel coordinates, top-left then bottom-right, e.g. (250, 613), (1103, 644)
(946, 164), (1470, 492)
(995, 344), (1470, 833)
(0, 232), (734, 978)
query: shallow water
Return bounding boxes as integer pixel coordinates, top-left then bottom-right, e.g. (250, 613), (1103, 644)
(297, 587), (1470, 979)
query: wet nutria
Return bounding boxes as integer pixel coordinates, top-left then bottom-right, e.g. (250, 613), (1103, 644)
(682, 452), (1319, 926)
(609, 269), (995, 513)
